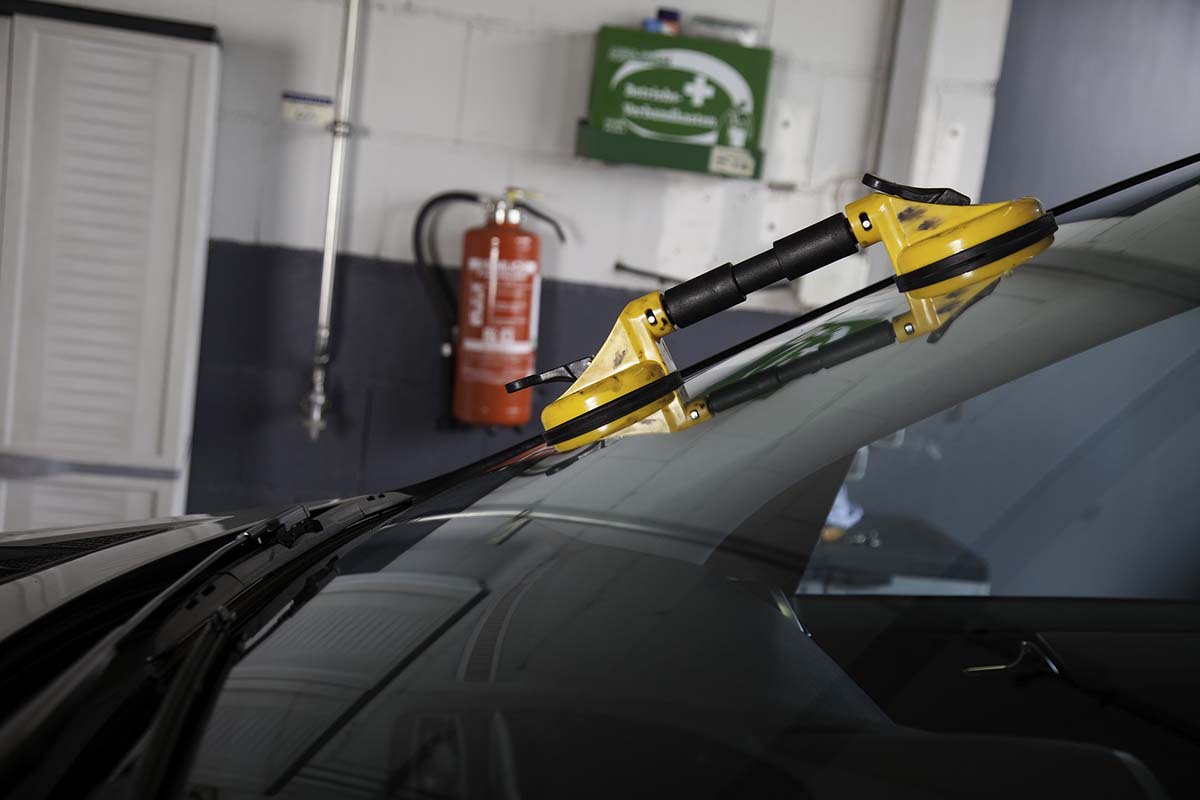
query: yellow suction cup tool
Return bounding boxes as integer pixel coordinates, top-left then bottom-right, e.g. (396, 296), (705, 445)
(505, 292), (709, 452)
(508, 174), (1055, 452)
(845, 174), (1056, 340)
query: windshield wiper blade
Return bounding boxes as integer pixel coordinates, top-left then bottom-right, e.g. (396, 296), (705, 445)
(120, 612), (239, 800)
(0, 491), (411, 800)
(125, 549), (344, 799)
(238, 553), (340, 656)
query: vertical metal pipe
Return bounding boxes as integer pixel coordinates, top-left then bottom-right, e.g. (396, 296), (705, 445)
(305, 0), (362, 440)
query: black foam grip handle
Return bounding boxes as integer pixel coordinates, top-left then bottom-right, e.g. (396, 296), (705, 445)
(662, 214), (859, 329)
(736, 213), (859, 294)
(770, 213), (860, 281)
(706, 371), (781, 413)
(707, 322), (896, 413)
(777, 321), (896, 382)
(662, 262), (743, 329)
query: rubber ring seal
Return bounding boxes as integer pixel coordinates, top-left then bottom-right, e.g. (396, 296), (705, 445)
(543, 372), (684, 447)
(893, 214), (1058, 294)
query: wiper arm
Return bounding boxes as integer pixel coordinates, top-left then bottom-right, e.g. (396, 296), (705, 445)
(126, 544), (346, 799)
(0, 491), (411, 800)
(149, 493), (405, 650)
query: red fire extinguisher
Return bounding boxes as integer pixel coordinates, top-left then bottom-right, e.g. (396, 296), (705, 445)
(412, 188), (565, 427)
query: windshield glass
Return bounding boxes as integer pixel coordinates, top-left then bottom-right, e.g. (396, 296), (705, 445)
(187, 187), (1200, 800)
(800, 302), (1200, 600)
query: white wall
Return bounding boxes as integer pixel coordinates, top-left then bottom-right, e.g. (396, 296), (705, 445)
(913, 0), (1011, 199)
(71, 0), (1009, 312)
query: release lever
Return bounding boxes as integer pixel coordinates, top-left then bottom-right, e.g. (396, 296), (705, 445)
(861, 173), (971, 206)
(506, 357), (593, 393)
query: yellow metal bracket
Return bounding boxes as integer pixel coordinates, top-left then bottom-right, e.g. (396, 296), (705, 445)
(539, 291), (709, 452)
(888, 278), (1001, 342)
(513, 176), (1055, 452)
(844, 192), (1053, 340)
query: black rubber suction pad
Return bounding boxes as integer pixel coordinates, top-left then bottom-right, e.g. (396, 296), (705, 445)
(663, 214), (859, 329)
(542, 372), (684, 447)
(893, 213), (1058, 294)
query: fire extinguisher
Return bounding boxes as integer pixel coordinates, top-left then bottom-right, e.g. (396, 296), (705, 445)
(412, 188), (565, 427)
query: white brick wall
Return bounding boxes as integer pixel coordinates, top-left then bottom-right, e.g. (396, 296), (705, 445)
(75, 0), (1008, 313)
(913, 0), (1010, 201)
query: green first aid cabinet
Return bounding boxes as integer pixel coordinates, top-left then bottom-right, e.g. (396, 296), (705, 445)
(577, 26), (772, 179)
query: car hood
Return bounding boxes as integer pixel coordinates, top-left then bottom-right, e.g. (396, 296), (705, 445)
(0, 507), (283, 641)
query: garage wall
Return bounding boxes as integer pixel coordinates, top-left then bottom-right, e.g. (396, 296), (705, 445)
(54, 0), (1010, 511)
(217, 0), (901, 305)
(73, 0), (910, 309)
(982, 0), (1200, 208)
(187, 243), (787, 510)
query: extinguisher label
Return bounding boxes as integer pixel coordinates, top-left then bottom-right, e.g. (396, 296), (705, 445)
(460, 339), (535, 354)
(459, 257), (540, 385)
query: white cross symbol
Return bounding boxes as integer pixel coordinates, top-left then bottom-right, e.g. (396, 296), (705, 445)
(682, 74), (715, 108)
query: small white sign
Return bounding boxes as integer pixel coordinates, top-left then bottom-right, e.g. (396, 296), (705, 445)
(281, 92), (334, 126)
(708, 145), (755, 178)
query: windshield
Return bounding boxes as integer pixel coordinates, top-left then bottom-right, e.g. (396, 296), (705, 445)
(185, 187), (1200, 800)
(800, 302), (1200, 600)
(451, 187), (1200, 603)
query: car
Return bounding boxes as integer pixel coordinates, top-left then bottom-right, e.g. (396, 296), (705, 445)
(2, 166), (1199, 799)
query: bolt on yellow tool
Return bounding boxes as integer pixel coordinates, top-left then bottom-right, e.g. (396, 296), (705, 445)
(507, 174), (1056, 452)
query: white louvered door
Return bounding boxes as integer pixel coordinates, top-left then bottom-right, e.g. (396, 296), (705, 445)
(0, 14), (219, 531)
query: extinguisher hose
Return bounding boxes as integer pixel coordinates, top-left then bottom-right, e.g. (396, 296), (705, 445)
(515, 202), (567, 243)
(412, 191), (486, 341)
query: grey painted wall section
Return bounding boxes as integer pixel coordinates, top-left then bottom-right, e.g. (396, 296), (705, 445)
(187, 242), (791, 512)
(982, 0), (1200, 208)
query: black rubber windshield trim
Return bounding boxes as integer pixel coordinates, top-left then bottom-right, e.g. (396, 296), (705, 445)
(893, 213), (1058, 294)
(542, 372), (684, 446)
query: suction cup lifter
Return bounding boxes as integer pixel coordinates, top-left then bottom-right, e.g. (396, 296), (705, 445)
(508, 174), (1057, 452)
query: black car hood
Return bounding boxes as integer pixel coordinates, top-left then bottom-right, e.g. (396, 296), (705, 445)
(0, 504), (345, 643)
